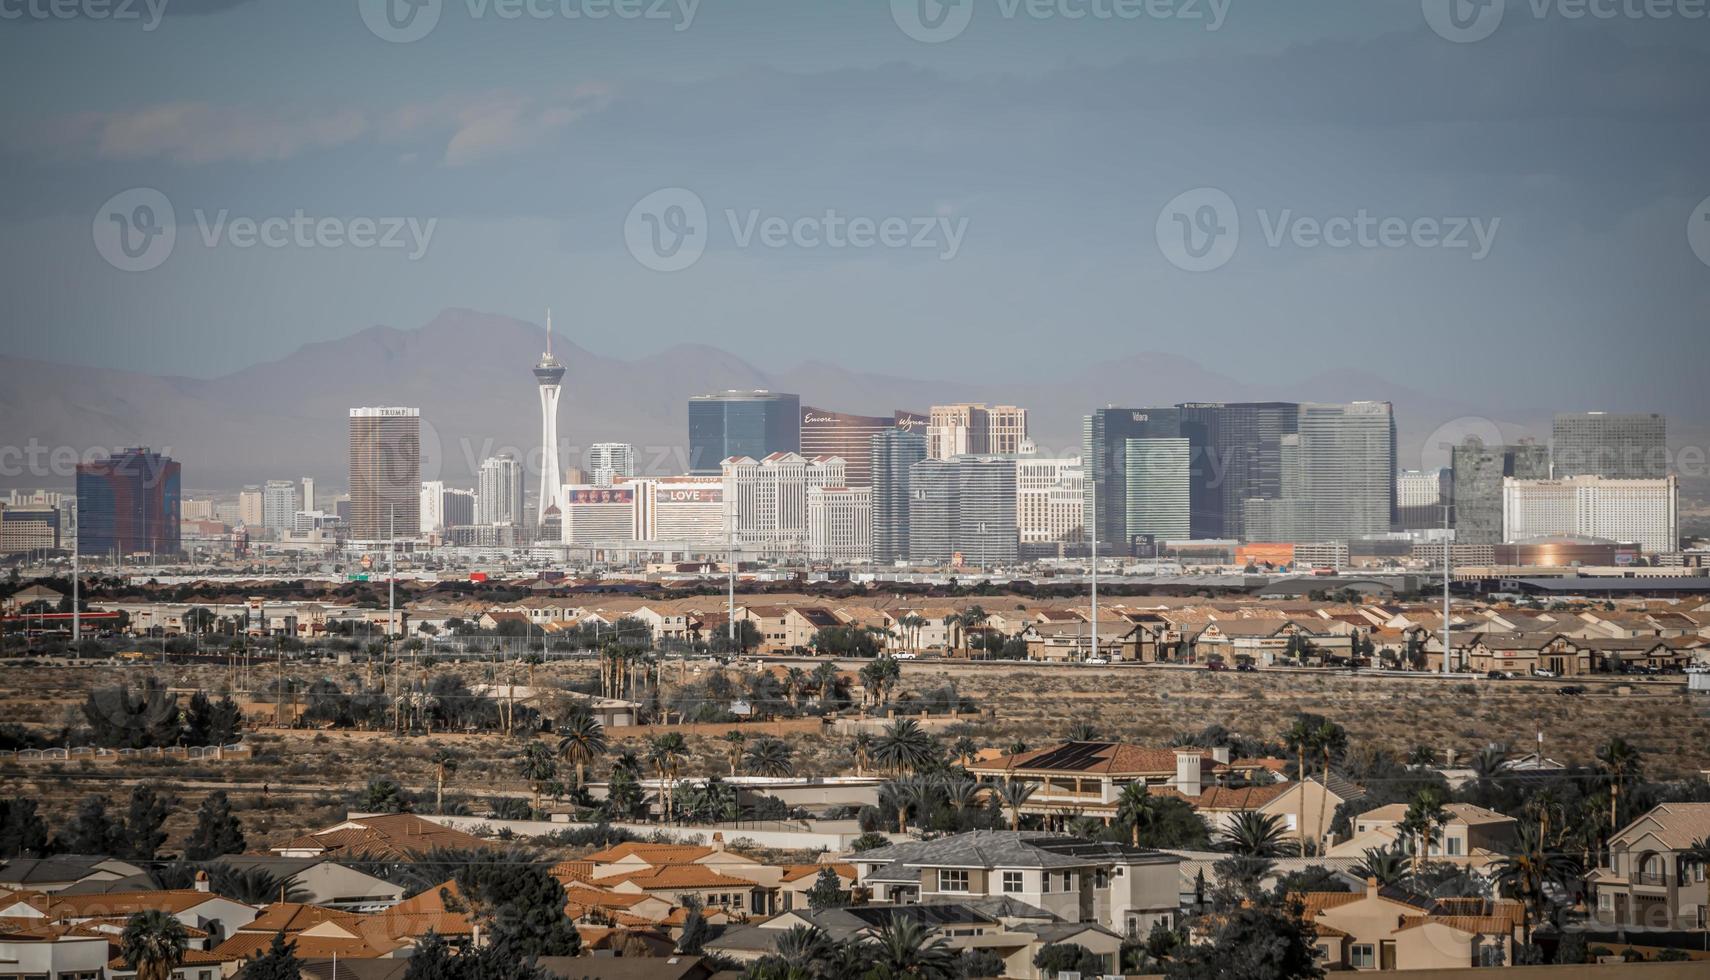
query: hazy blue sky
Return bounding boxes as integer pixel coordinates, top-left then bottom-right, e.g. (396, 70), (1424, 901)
(3, 0), (1707, 416)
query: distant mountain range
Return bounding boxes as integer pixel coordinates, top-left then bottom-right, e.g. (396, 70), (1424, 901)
(3, 308), (1704, 501)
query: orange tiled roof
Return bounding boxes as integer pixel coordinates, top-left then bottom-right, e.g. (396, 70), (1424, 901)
(605, 866), (761, 891)
(241, 903), (363, 935)
(584, 842), (715, 865)
(779, 863), (855, 884)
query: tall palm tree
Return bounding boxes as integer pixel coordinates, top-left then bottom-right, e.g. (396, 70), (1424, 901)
(555, 712), (608, 789)
(720, 730), (748, 777)
(785, 667), (807, 710)
(1283, 713), (1319, 854)
(1065, 721), (1102, 742)
(873, 718), (937, 775)
(861, 914), (957, 980)
(1218, 811), (1294, 858)
(849, 732), (873, 777)
(746, 737), (794, 778)
(1311, 717), (1348, 854)
(811, 661), (840, 703)
(647, 732), (688, 822)
(1596, 736), (1641, 834)
(993, 779), (1035, 831)
(120, 910), (188, 980)
(1115, 783), (1158, 847)
(429, 747), (459, 815)
(882, 776), (934, 834)
(1400, 788), (1451, 876)
(516, 741), (557, 814)
(774, 923), (835, 967)
(939, 776), (983, 828)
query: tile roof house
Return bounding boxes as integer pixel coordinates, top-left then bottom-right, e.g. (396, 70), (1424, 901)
(272, 814), (491, 860)
(1326, 803), (1518, 870)
(1289, 886), (1526, 970)
(849, 830), (1180, 939)
(966, 741), (1284, 825)
(1589, 802), (1710, 931)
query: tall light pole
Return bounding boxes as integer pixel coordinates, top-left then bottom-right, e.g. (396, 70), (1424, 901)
(1089, 465), (1098, 663)
(1441, 502), (1452, 676)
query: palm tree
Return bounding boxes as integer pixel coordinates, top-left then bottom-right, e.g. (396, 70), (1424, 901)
(1596, 736), (1641, 834)
(951, 735), (979, 768)
(120, 910), (188, 980)
(746, 737), (794, 778)
(1399, 788), (1450, 876)
(940, 776), (983, 827)
(1218, 811), (1294, 857)
(1491, 823), (1579, 946)
(516, 741), (557, 814)
(873, 718), (937, 775)
(849, 732), (873, 777)
(429, 747), (460, 814)
(1283, 713), (1319, 854)
(555, 711), (608, 789)
(647, 732), (688, 822)
(882, 775), (933, 834)
(1065, 721), (1102, 742)
(774, 923), (835, 967)
(1115, 783), (1158, 847)
(993, 779), (1035, 831)
(720, 730), (748, 776)
(1311, 716), (1348, 855)
(205, 866), (310, 905)
(811, 661), (839, 703)
(898, 614), (926, 656)
(1352, 846), (1411, 887)
(861, 913), (957, 980)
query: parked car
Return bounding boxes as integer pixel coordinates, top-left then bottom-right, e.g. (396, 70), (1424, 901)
(1485, 670), (1510, 680)
(1083, 657), (1109, 665)
(1558, 685), (1585, 697)
(1235, 662), (1257, 673)
(1206, 661), (1228, 672)
(1533, 668), (1556, 678)
(892, 652), (917, 660)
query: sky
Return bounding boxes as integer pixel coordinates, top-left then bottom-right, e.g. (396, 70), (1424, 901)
(2, 0), (1708, 418)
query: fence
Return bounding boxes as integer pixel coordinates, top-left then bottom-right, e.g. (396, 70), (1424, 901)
(5, 743), (251, 764)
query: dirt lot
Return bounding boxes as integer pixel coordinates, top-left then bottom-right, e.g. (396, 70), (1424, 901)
(3, 658), (1707, 851)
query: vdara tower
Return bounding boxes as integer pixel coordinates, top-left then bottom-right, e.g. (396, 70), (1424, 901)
(535, 310), (567, 524)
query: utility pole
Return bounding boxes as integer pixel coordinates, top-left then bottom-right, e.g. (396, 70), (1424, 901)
(71, 522), (80, 654)
(1441, 502), (1452, 676)
(1089, 468), (1098, 663)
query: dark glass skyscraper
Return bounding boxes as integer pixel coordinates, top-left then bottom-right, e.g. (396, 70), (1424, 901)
(1082, 407), (1184, 555)
(1451, 439), (1550, 544)
(75, 447), (181, 557)
(870, 429), (927, 563)
(1551, 412), (1667, 479)
(688, 390), (801, 473)
(1177, 402), (1300, 541)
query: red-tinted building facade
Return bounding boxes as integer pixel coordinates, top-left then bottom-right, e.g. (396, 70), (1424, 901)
(75, 448), (181, 557)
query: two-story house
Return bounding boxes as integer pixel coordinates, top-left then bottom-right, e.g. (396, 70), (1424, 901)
(849, 830), (1181, 938)
(1589, 802), (1710, 931)
(1326, 802), (1518, 870)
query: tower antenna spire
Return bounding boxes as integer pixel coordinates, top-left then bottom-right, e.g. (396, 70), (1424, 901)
(546, 308), (552, 357)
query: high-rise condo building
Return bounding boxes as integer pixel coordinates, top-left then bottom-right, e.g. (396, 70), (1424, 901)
(587, 443), (636, 487)
(1241, 403), (1396, 543)
(420, 481), (445, 534)
(1503, 476), (1677, 554)
(262, 480), (297, 533)
(301, 477), (316, 514)
(477, 454), (526, 526)
(688, 390), (801, 473)
(1124, 438), (1191, 551)
(870, 429), (928, 564)
(807, 486), (872, 563)
(1551, 412), (1667, 480)
(1016, 455), (1085, 558)
(238, 487), (263, 528)
(1396, 468), (1453, 532)
(347, 408), (421, 542)
(1450, 439), (1550, 543)
(927, 404), (1029, 459)
(75, 448), (181, 557)
(722, 453), (845, 554)
(535, 312), (568, 523)
(907, 456), (1019, 567)
(801, 407), (927, 488)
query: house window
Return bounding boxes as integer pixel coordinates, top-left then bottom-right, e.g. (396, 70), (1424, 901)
(1350, 944), (1376, 969)
(1094, 868), (1109, 888)
(1002, 871), (1023, 893)
(938, 869), (970, 892)
(1447, 837), (1464, 856)
(1598, 891), (1613, 911)
(1060, 871), (1075, 891)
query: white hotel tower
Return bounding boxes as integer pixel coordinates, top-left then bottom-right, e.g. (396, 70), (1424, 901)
(534, 311), (568, 524)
